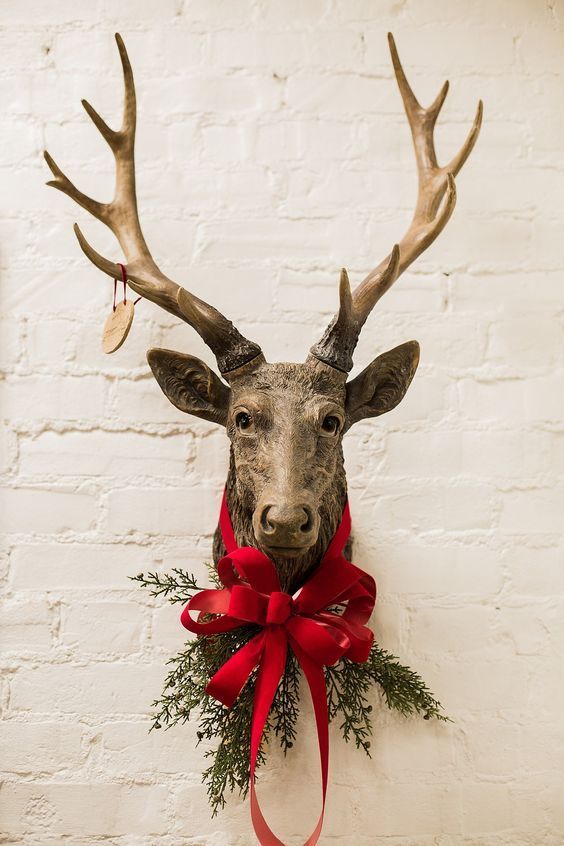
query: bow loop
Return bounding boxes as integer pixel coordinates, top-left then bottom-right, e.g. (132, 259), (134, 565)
(228, 583), (268, 623)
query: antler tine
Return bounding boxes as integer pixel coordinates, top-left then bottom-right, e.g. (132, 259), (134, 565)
(44, 33), (263, 376)
(72, 223), (177, 316)
(44, 150), (107, 222)
(309, 33), (482, 373)
(389, 33), (447, 176)
(447, 99), (483, 177)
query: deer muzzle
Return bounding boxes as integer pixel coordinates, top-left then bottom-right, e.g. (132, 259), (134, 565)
(253, 493), (320, 557)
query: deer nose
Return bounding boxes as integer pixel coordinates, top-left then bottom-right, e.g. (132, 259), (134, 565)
(255, 501), (318, 554)
(261, 504), (312, 535)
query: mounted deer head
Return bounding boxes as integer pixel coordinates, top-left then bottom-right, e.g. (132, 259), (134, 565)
(44, 33), (482, 590)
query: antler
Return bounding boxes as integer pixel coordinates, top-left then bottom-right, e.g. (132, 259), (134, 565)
(44, 33), (263, 375)
(309, 32), (483, 373)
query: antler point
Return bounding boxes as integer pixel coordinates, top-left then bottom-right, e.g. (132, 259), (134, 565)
(338, 267), (353, 315)
(43, 149), (58, 173)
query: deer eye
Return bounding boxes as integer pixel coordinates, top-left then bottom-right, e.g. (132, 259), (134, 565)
(235, 411), (253, 431)
(321, 415), (340, 436)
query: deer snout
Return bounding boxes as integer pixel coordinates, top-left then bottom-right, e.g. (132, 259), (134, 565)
(254, 497), (319, 557)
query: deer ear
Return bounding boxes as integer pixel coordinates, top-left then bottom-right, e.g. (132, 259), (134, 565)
(147, 348), (230, 426)
(345, 341), (420, 429)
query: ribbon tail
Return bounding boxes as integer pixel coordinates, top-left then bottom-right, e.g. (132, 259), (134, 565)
(249, 628), (288, 846)
(291, 640), (330, 846)
(249, 632), (330, 846)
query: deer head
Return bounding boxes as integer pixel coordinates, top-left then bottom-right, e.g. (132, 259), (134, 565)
(44, 34), (482, 590)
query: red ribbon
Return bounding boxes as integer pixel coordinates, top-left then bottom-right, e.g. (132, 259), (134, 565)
(181, 492), (376, 846)
(113, 263), (141, 309)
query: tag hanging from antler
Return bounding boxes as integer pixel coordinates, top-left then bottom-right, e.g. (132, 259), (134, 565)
(102, 263), (140, 354)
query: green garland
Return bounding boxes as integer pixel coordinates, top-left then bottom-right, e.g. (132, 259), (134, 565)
(132, 567), (448, 815)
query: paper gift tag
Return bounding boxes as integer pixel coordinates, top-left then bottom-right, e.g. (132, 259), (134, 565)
(102, 299), (135, 354)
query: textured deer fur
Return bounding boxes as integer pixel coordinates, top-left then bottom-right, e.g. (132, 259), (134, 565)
(147, 347), (419, 590)
(216, 362), (350, 593)
(45, 34), (481, 591)
(218, 352), (423, 590)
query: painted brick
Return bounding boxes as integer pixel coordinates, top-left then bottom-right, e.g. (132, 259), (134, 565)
(0, 782), (168, 836)
(408, 606), (509, 659)
(374, 540), (503, 597)
(97, 719), (208, 774)
(0, 722), (84, 774)
(0, 425), (17, 475)
(9, 542), (156, 590)
(370, 483), (494, 532)
(60, 601), (145, 654)
(19, 430), (188, 477)
(0, 597), (52, 651)
(0, 487), (97, 534)
(499, 487), (564, 535)
(384, 430), (545, 480)
(0, 318), (22, 370)
(10, 663), (164, 716)
(0, 375), (107, 422)
(106, 485), (219, 536)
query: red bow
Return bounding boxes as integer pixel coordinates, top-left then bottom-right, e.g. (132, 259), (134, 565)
(181, 492), (376, 846)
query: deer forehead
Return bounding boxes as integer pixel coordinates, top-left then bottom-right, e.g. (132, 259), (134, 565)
(229, 362), (346, 412)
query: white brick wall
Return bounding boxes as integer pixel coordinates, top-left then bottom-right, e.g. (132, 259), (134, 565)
(1, 1), (563, 843)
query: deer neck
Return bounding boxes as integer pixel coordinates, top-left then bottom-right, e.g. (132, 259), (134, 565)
(212, 449), (349, 593)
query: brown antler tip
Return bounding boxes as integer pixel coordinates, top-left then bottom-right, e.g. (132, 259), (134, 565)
(380, 243), (400, 287)
(430, 80), (450, 118)
(387, 32), (401, 65)
(114, 32), (129, 66)
(43, 149), (58, 175)
(43, 150), (68, 190)
(338, 268), (353, 318)
(73, 223), (121, 279)
(115, 32), (131, 66)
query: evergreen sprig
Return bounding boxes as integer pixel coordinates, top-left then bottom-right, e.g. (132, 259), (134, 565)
(131, 568), (204, 604)
(132, 567), (448, 813)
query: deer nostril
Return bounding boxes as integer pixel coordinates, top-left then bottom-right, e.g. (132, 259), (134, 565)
(261, 505), (275, 533)
(300, 507), (313, 533)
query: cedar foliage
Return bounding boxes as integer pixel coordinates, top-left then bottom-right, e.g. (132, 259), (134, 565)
(132, 568), (448, 815)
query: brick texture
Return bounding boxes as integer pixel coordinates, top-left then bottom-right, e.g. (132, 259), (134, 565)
(1, 2), (563, 843)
